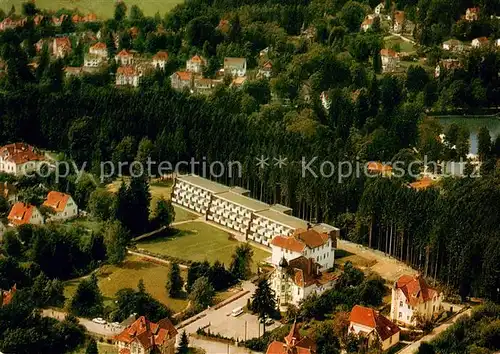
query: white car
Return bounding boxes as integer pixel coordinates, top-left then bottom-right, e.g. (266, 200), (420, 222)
(92, 317), (107, 325)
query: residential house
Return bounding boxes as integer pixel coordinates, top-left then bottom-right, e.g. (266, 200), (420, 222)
(170, 71), (193, 91)
(42, 191), (78, 221)
(115, 316), (177, 354)
(53, 37), (72, 58)
(435, 59), (461, 78)
(409, 177), (436, 190)
(270, 227), (335, 270)
(230, 76), (247, 88)
(0, 143), (45, 176)
(393, 11), (406, 33)
(152, 51), (169, 70)
(361, 17), (374, 31)
(52, 15), (67, 27)
(269, 256), (337, 309)
(367, 161), (393, 177)
(260, 47), (269, 57)
(1, 284), (16, 306)
(186, 55), (206, 74)
(258, 61), (272, 78)
(224, 57), (247, 77)
(349, 305), (401, 351)
(84, 54), (104, 67)
(465, 7), (480, 21)
(116, 66), (141, 87)
(442, 39), (465, 52)
(115, 49), (134, 66)
(0, 17), (27, 31)
(89, 42), (108, 58)
(34, 15), (44, 26)
(8, 202), (44, 227)
(194, 78), (220, 94)
(374, 3), (385, 15)
(390, 274), (443, 326)
(380, 49), (399, 73)
(266, 321), (316, 354)
(472, 36), (489, 48)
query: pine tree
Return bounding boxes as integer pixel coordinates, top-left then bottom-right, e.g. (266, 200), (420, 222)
(373, 50), (382, 74)
(477, 126), (491, 161)
(251, 278), (276, 333)
(229, 244), (254, 280)
(85, 338), (98, 354)
(127, 175), (151, 234)
(69, 274), (104, 318)
(176, 330), (189, 354)
(166, 262), (183, 298)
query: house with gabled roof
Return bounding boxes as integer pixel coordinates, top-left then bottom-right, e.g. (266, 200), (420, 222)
(170, 71), (193, 91)
(116, 66), (141, 87)
(361, 17), (374, 31)
(367, 161), (393, 177)
(374, 3), (385, 15)
(270, 227), (335, 270)
(472, 36), (489, 48)
(0, 143), (45, 176)
(152, 51), (169, 70)
(89, 42), (108, 58)
(258, 61), (273, 78)
(442, 39), (465, 52)
(186, 55), (206, 74)
(8, 202), (44, 227)
(1, 284), (16, 306)
(390, 274), (442, 326)
(465, 7), (480, 21)
(349, 305), (400, 351)
(115, 49), (134, 66)
(269, 255), (337, 309)
(115, 316), (177, 354)
(380, 48), (399, 73)
(42, 191), (78, 221)
(224, 57), (247, 77)
(53, 37), (72, 58)
(266, 321), (316, 354)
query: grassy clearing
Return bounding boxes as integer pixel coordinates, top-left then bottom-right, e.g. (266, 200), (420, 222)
(1, 0), (184, 18)
(64, 255), (189, 313)
(384, 35), (416, 53)
(136, 221), (270, 271)
(335, 249), (376, 269)
(63, 217), (103, 234)
(173, 206), (199, 222)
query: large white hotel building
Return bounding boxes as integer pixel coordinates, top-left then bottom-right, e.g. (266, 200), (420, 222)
(171, 174), (339, 247)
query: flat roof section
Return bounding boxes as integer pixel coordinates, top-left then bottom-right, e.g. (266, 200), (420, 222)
(214, 191), (270, 212)
(255, 208), (308, 230)
(270, 204), (293, 214)
(312, 223), (339, 233)
(176, 175), (231, 194)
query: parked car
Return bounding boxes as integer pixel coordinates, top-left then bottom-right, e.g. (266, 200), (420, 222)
(92, 317), (106, 325)
(260, 317), (274, 325)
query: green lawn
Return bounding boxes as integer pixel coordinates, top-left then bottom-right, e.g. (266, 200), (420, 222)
(2, 0), (184, 18)
(64, 255), (189, 313)
(384, 35), (416, 53)
(173, 205), (198, 222)
(63, 217), (103, 234)
(136, 221), (271, 271)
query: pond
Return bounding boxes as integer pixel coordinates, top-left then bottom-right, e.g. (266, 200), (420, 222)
(438, 116), (500, 154)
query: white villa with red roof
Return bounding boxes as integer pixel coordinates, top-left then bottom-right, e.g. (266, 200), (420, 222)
(42, 191), (78, 221)
(53, 37), (72, 58)
(152, 51), (169, 70)
(349, 305), (400, 351)
(0, 143), (45, 176)
(8, 202), (44, 227)
(170, 71), (193, 91)
(381, 48), (399, 73)
(270, 228), (335, 270)
(89, 42), (108, 58)
(390, 274), (443, 326)
(114, 316), (177, 354)
(465, 7), (480, 21)
(115, 49), (135, 66)
(186, 55), (206, 74)
(224, 57), (247, 77)
(269, 256), (337, 309)
(116, 66), (141, 87)
(266, 321), (316, 354)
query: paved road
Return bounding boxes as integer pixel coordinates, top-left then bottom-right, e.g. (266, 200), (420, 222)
(397, 308), (472, 354)
(41, 309), (119, 337)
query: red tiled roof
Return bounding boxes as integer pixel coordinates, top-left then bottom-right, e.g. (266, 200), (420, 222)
(271, 235), (306, 252)
(409, 177), (435, 190)
(55, 37), (71, 49)
(266, 322), (316, 354)
(289, 256), (321, 287)
(0, 143), (44, 165)
(174, 71), (192, 81)
(474, 36), (489, 43)
(1, 284), (16, 306)
(117, 66), (137, 76)
(394, 10), (405, 23)
(119, 349), (130, 354)
(91, 42), (107, 50)
(395, 274), (438, 306)
(350, 305), (400, 341)
(190, 55), (206, 64)
(153, 51), (169, 60)
(271, 229), (329, 252)
(467, 7), (480, 13)
(8, 202), (36, 226)
(117, 49), (132, 57)
(43, 191), (70, 212)
(362, 18), (374, 26)
(380, 49), (397, 58)
(115, 316), (177, 350)
(262, 61), (272, 69)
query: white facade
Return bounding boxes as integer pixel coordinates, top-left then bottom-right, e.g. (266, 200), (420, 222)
(374, 3), (384, 15)
(0, 159), (40, 176)
(224, 58), (247, 77)
(349, 321), (400, 351)
(44, 195), (78, 221)
(186, 56), (206, 74)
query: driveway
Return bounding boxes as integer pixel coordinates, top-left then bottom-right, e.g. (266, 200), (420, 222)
(177, 281), (277, 353)
(41, 309), (121, 337)
(397, 308), (472, 354)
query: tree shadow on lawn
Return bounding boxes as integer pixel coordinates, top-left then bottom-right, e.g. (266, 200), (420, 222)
(137, 228), (198, 245)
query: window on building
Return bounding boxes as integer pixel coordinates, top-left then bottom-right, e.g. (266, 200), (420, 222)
(407, 316), (410, 320)
(398, 312), (402, 318)
(408, 304), (410, 309)
(425, 303), (427, 309)
(399, 301), (403, 307)
(389, 336), (392, 344)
